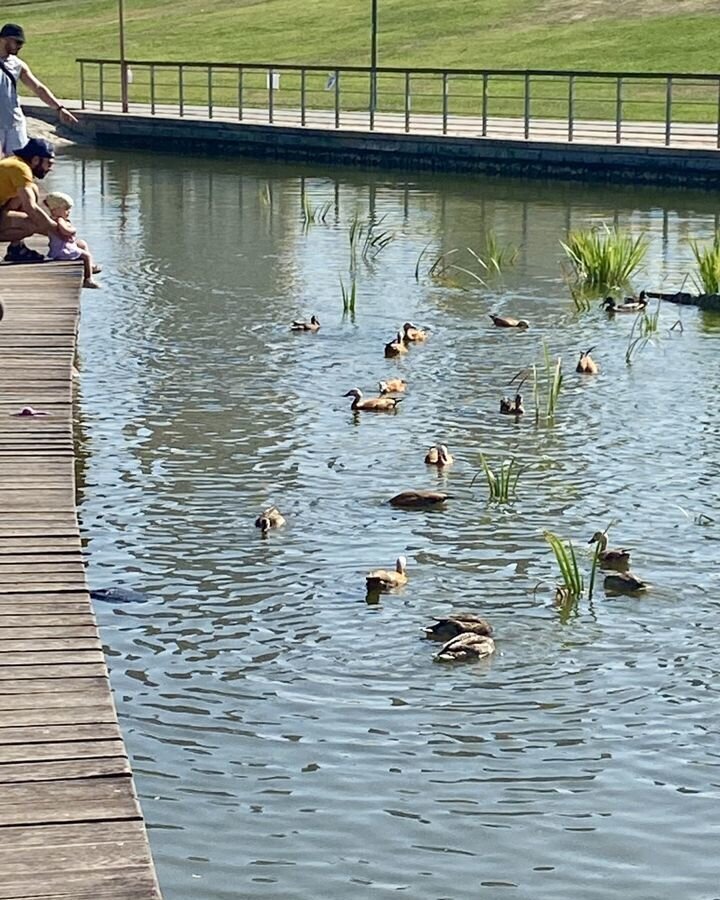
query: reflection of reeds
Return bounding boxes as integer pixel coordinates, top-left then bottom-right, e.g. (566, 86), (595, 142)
(690, 231), (720, 294)
(301, 196), (332, 231)
(561, 225), (648, 288)
(473, 453), (522, 502)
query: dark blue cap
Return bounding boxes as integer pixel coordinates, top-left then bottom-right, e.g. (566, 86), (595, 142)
(0, 24), (25, 42)
(15, 138), (55, 161)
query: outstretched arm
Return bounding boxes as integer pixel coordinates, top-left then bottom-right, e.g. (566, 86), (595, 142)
(19, 64), (79, 125)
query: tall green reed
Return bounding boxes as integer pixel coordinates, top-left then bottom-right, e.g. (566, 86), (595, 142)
(472, 453), (522, 502)
(561, 225), (648, 288)
(690, 231), (720, 294)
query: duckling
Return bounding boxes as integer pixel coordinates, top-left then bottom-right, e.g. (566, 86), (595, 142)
(588, 531), (631, 570)
(489, 314), (529, 329)
(384, 332), (408, 357)
(378, 378), (407, 395)
(402, 321), (428, 342)
(366, 555), (408, 592)
(389, 490), (451, 509)
(255, 506), (286, 534)
(434, 632), (496, 662)
(576, 347), (599, 374)
(603, 571), (648, 594)
(290, 315), (320, 332)
(499, 393), (525, 415)
(344, 388), (403, 412)
(424, 613), (493, 642)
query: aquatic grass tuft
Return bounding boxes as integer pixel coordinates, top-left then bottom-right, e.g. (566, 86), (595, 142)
(530, 344), (563, 423)
(472, 453), (522, 502)
(561, 225), (648, 288)
(301, 196), (332, 231)
(690, 231), (720, 294)
(340, 276), (357, 314)
(349, 212), (395, 271)
(422, 234), (517, 288)
(544, 531), (584, 600)
(624, 298), (682, 365)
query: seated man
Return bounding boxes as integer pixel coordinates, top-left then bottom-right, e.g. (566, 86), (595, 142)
(0, 137), (72, 262)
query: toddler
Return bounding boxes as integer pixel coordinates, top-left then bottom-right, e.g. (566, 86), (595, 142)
(43, 191), (100, 288)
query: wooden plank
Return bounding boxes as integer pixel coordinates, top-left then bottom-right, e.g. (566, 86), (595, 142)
(0, 650), (105, 665)
(0, 867), (159, 900)
(0, 739), (128, 764)
(0, 840), (151, 875)
(0, 704), (116, 729)
(0, 757), (128, 784)
(0, 638), (102, 652)
(0, 775), (130, 804)
(0, 663), (108, 680)
(0, 686), (113, 710)
(0, 622), (98, 634)
(0, 819), (144, 849)
(0, 677), (110, 695)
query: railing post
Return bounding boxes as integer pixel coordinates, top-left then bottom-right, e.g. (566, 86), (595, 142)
(334, 69), (340, 129)
(665, 76), (672, 146)
(369, 71), (375, 130)
(716, 80), (720, 149)
(300, 68), (306, 126)
(99, 63), (104, 111)
(568, 74), (574, 142)
(178, 64), (184, 117)
(482, 72), (488, 136)
(524, 72), (530, 139)
(442, 72), (448, 135)
(238, 67), (243, 121)
(150, 64), (156, 115)
(615, 76), (623, 144)
(208, 66), (213, 118)
(404, 70), (410, 133)
(80, 61), (85, 110)
(268, 68), (274, 124)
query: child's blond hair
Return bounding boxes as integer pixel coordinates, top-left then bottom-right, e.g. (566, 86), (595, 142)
(44, 191), (74, 214)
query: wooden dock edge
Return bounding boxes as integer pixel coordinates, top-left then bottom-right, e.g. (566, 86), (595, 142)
(0, 260), (163, 900)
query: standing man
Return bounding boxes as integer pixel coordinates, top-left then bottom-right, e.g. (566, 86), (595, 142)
(0, 23), (79, 157)
(0, 137), (72, 262)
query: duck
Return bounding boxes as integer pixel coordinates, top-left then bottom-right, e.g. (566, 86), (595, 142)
(366, 555), (408, 592)
(378, 378), (407, 395)
(576, 347), (599, 374)
(603, 571), (648, 594)
(424, 444), (453, 466)
(402, 321), (428, 342)
(424, 613), (493, 642)
(588, 531), (631, 569)
(344, 388), (403, 412)
(602, 293), (647, 314)
(255, 506), (286, 533)
(389, 490), (451, 509)
(434, 632), (496, 662)
(499, 393), (525, 415)
(489, 314), (529, 329)
(290, 315), (320, 332)
(384, 332), (408, 357)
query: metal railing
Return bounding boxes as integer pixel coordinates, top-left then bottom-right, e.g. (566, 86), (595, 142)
(77, 59), (720, 150)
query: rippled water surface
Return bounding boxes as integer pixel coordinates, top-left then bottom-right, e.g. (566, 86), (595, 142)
(59, 149), (720, 899)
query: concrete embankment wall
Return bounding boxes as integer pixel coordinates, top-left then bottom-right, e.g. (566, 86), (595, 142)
(26, 103), (720, 188)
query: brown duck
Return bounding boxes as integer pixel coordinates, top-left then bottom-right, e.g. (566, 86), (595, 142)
(424, 613), (494, 642)
(490, 314), (529, 329)
(389, 490), (451, 509)
(255, 506), (286, 533)
(402, 321), (428, 342)
(384, 332), (408, 357)
(499, 393), (525, 415)
(434, 632), (496, 662)
(603, 571), (648, 594)
(366, 555), (408, 592)
(588, 531), (631, 569)
(291, 315), (320, 332)
(378, 378), (407, 394)
(344, 389), (403, 412)
(576, 347), (599, 374)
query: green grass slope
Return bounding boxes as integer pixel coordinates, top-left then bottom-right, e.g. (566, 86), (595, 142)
(5, 0), (720, 99)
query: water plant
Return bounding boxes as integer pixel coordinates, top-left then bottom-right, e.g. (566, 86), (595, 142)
(529, 344), (563, 423)
(349, 213), (395, 271)
(689, 231), (720, 294)
(472, 453), (522, 502)
(624, 299), (682, 365)
(421, 232), (518, 287)
(340, 275), (357, 314)
(560, 225), (648, 288)
(301, 195), (332, 231)
(544, 531), (584, 601)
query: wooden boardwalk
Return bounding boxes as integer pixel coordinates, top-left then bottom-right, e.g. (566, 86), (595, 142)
(0, 260), (162, 899)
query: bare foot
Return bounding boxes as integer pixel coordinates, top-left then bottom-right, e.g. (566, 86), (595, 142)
(83, 278), (101, 289)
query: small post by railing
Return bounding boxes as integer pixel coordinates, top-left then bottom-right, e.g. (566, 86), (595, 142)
(568, 74), (575, 141)
(207, 66), (213, 118)
(615, 76), (623, 144)
(524, 72), (530, 139)
(80, 61), (85, 110)
(300, 68), (306, 126)
(665, 77), (672, 146)
(269, 68), (274, 124)
(404, 71), (410, 133)
(442, 72), (449, 135)
(716, 79), (720, 149)
(150, 64), (156, 115)
(238, 67), (243, 121)
(369, 72), (375, 131)
(334, 69), (340, 128)
(178, 64), (184, 117)
(99, 63), (104, 111)
(482, 72), (488, 136)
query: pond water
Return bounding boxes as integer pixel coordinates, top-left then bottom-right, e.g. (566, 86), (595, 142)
(58, 148), (720, 900)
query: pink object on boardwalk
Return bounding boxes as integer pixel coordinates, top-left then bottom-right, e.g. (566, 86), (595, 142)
(11, 406), (50, 417)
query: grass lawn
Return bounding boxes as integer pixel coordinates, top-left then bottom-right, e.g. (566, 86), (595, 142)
(5, 0), (720, 103)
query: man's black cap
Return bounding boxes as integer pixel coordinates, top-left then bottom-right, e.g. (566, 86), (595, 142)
(0, 24), (25, 43)
(15, 138), (55, 161)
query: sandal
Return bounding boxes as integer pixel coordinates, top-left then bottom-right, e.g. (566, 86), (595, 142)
(4, 242), (46, 264)
(91, 264), (103, 274)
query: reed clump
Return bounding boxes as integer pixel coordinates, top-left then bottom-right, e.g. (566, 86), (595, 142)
(473, 453), (522, 502)
(689, 231), (720, 294)
(561, 225), (648, 288)
(417, 231), (518, 287)
(544, 531), (602, 603)
(530, 344), (563, 423)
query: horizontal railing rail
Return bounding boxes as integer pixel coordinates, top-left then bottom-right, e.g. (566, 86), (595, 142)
(76, 58), (720, 150)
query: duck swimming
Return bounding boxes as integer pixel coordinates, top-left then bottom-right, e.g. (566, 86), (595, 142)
(424, 444), (454, 466)
(489, 314), (529, 329)
(576, 347), (600, 374)
(603, 293), (648, 314)
(378, 378), (407, 394)
(402, 321), (428, 342)
(384, 332), (408, 357)
(366, 555), (408, 592)
(603, 571), (648, 594)
(424, 613), (493, 642)
(499, 393), (524, 415)
(290, 315), (320, 332)
(434, 632), (496, 662)
(389, 490), (451, 509)
(255, 506), (286, 533)
(344, 389), (403, 412)
(588, 531), (631, 569)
